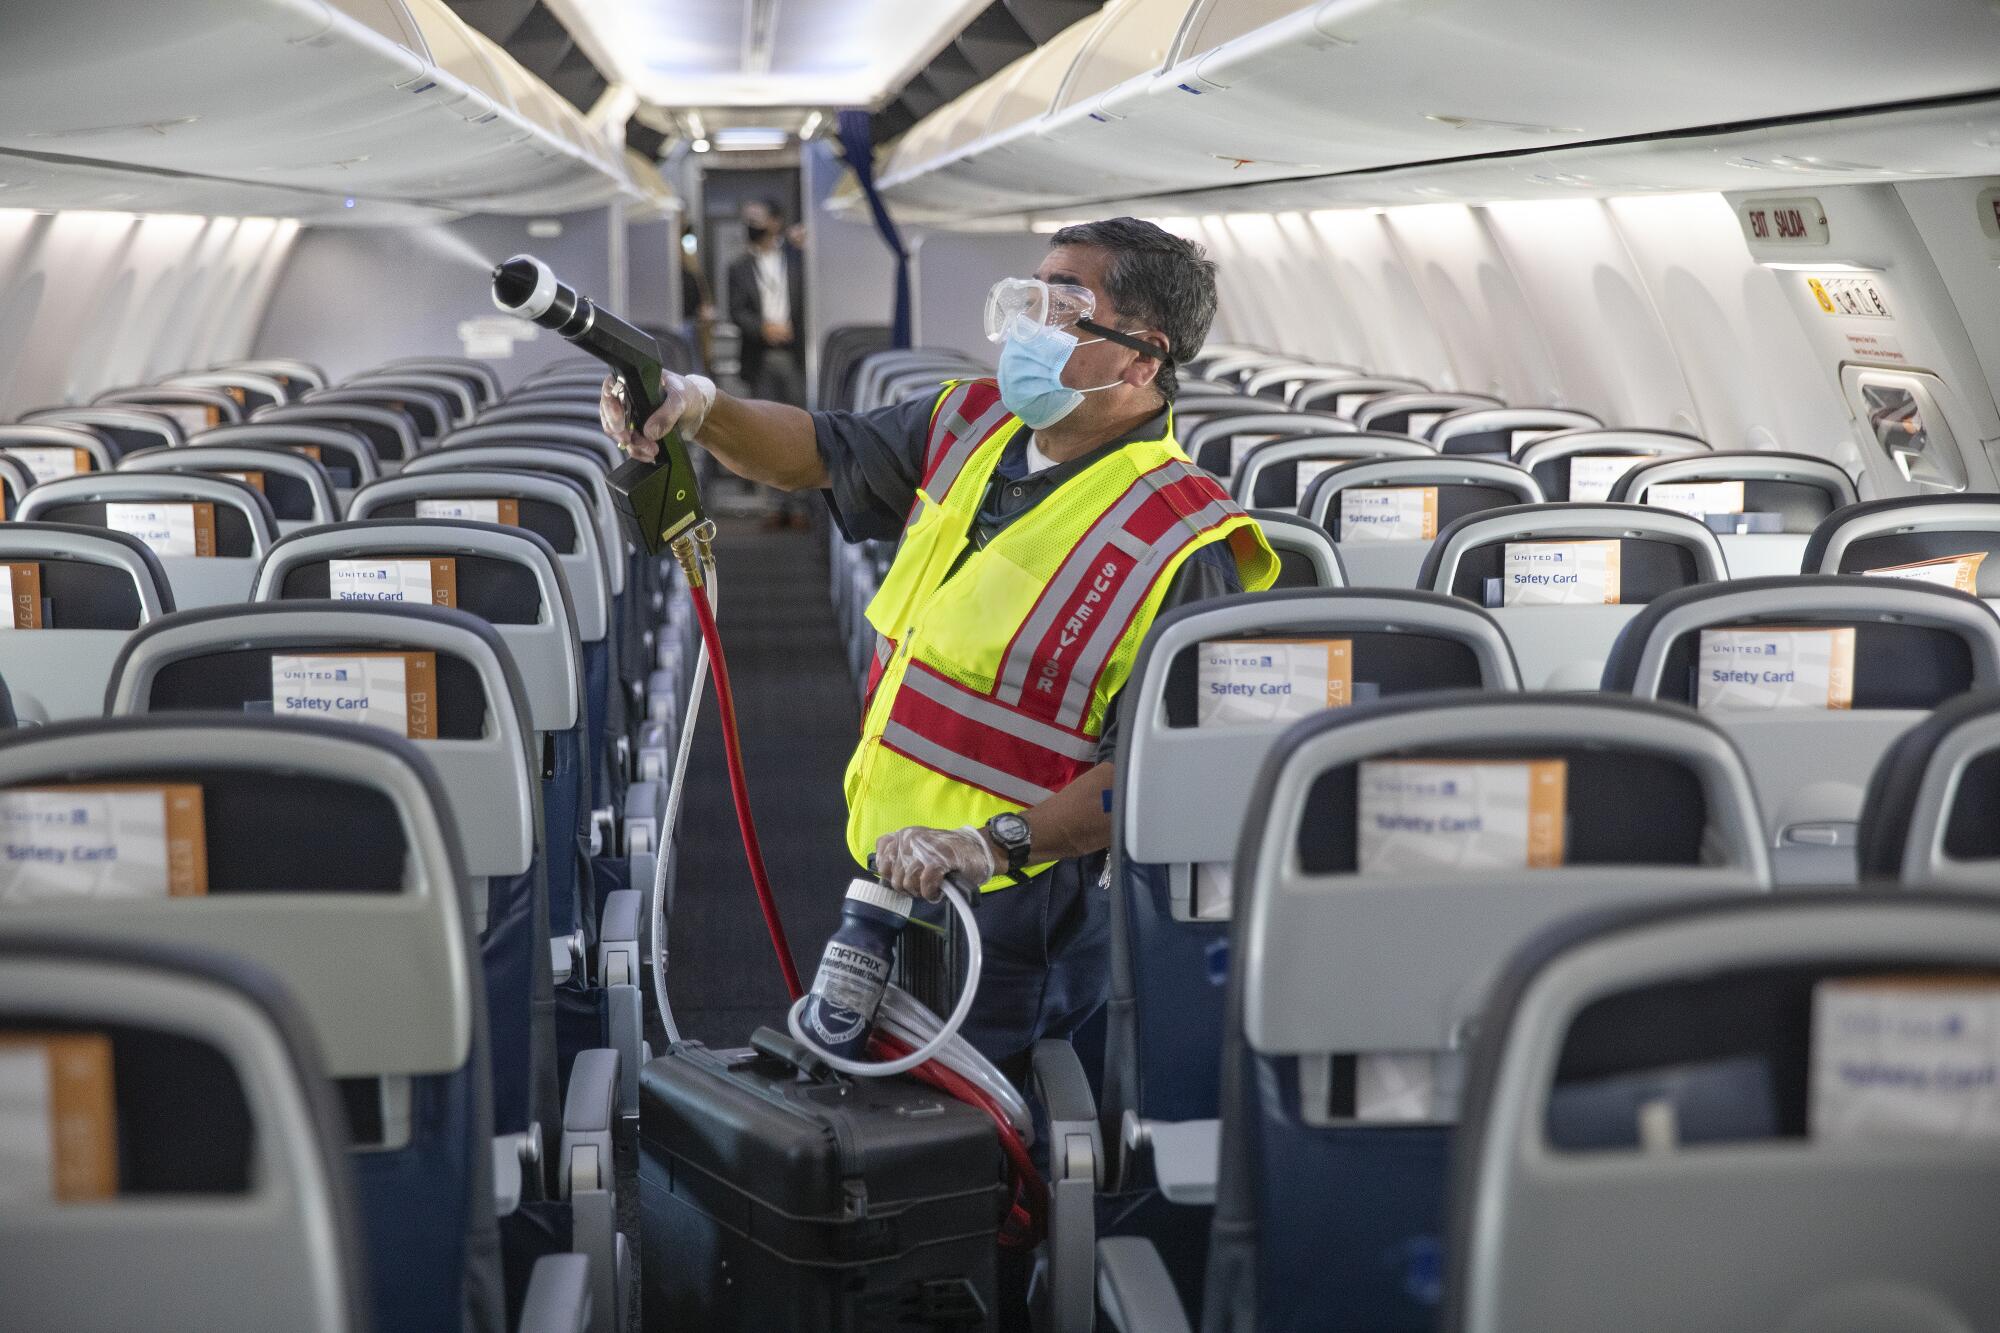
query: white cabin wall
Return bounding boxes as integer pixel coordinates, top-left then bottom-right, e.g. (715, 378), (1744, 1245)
(803, 140), (897, 396)
(1897, 178), (2000, 423)
(909, 229), (1049, 367)
(0, 210), (296, 417)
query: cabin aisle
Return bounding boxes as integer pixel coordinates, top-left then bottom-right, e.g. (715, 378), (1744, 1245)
(657, 513), (857, 1049)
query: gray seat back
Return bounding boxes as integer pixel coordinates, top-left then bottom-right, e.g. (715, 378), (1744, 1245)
(1305, 457), (1545, 590)
(1232, 433), (1433, 509)
(304, 386), (453, 443)
(94, 387), (241, 433)
(15, 474), (274, 609)
(0, 423), (117, 479)
(1355, 392), (1504, 438)
(161, 370), (292, 412)
(372, 357), (501, 405)
(106, 603), (536, 883)
(1606, 576), (2000, 884)
(1447, 892), (2000, 1333)
(1423, 503), (1730, 690)
(1429, 407), (1603, 459)
(1248, 509), (1346, 589)
(0, 455), (34, 518)
(1184, 411), (1355, 479)
(190, 423), (381, 500)
(253, 521), (581, 734)
(0, 931), (364, 1333)
(1514, 428), (1710, 502)
(442, 420), (621, 471)
(119, 444), (341, 533)
(0, 715), (475, 1083)
(0, 524), (173, 721)
(213, 357), (328, 393)
(1802, 496), (2000, 608)
(1236, 693), (1768, 1091)
(407, 443), (623, 597)
(20, 406), (184, 456)
(1241, 362), (1364, 401)
(345, 372), (477, 427)
(254, 401), (422, 465)
(1611, 451), (1856, 581)
(346, 471), (608, 645)
(1289, 376), (1431, 417)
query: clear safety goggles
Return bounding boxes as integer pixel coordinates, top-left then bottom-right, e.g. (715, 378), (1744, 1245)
(982, 277), (1162, 358)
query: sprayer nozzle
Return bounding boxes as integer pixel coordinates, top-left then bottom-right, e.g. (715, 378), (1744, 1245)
(491, 254), (563, 322)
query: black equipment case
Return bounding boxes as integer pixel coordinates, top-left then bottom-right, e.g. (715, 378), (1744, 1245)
(640, 1030), (1006, 1331)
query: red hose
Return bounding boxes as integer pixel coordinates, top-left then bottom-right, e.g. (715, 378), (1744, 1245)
(689, 575), (805, 1001)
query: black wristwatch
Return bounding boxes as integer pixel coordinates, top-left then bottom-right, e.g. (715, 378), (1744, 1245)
(984, 812), (1033, 875)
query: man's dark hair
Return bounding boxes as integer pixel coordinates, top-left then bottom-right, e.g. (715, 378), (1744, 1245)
(1050, 216), (1216, 402)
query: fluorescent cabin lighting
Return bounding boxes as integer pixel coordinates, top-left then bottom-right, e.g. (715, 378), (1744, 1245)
(712, 127), (790, 151)
(691, 138), (711, 154)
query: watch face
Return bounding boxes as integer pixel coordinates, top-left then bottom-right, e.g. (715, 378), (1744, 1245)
(993, 813), (1029, 845)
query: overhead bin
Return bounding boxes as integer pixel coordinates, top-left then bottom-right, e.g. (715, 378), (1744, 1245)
(868, 0), (2000, 222)
(0, 0), (667, 222)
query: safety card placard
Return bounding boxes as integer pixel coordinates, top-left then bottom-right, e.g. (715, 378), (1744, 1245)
(4, 447), (90, 483)
(1340, 486), (1438, 543)
(329, 557), (458, 607)
(1863, 551), (1988, 595)
(103, 502), (217, 558)
(1196, 638), (1353, 727)
(1357, 758), (1567, 873)
(1646, 480), (1745, 520)
(1696, 626), (1855, 712)
(0, 784), (208, 902)
(271, 652), (438, 739)
(1811, 975), (2000, 1142)
(1567, 455), (1642, 503)
(0, 563), (42, 630)
(1502, 539), (1622, 606)
(416, 497), (519, 526)
(0, 1033), (118, 1202)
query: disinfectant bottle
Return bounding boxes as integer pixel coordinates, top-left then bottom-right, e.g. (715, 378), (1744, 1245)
(799, 878), (914, 1059)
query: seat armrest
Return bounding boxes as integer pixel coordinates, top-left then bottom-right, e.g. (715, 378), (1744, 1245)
(516, 1253), (591, 1333)
(1031, 1038), (1101, 1183)
(598, 890), (642, 988)
(493, 1128), (538, 1217)
(1031, 1039), (1100, 1333)
(561, 1047), (617, 1197)
(550, 932), (583, 986)
(1123, 1115), (1219, 1207)
(623, 780), (663, 857)
(1096, 1237), (1192, 1333)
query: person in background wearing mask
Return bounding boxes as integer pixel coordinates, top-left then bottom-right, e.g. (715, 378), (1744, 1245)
(601, 217), (1276, 1078)
(727, 198), (806, 408)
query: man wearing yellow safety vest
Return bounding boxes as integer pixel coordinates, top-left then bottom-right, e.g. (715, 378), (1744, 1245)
(604, 217), (1277, 1073)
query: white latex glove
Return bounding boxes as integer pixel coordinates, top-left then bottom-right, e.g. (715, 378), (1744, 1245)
(598, 370), (716, 463)
(874, 825), (997, 902)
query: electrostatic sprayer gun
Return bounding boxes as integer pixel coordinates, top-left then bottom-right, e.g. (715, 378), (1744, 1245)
(490, 254), (705, 557)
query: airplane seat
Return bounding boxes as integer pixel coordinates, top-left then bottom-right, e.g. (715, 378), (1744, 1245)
(370, 356), (502, 408)
(474, 400), (614, 435)
(1105, 593), (1521, 1225)
(104, 600), (558, 1147)
(1232, 433), (1432, 510)
(14, 473), (275, 609)
(1302, 456), (1545, 590)
(0, 715), (611, 1333)
(0, 931), (367, 1332)
(0, 523), (174, 721)
(1288, 376), (1430, 419)
(1355, 392), (1504, 439)
(819, 324), (893, 409)
(344, 371), (480, 429)
(1246, 509), (1346, 589)
(1427, 407), (1603, 459)
(1611, 451), (1857, 579)
(1182, 411), (1353, 481)
(1443, 891), (2000, 1333)
(1801, 495), (2000, 605)
(1513, 428), (1710, 502)
(0, 422), (119, 478)
(94, 386), (241, 433)
(211, 357), (329, 396)
(1603, 574), (2000, 885)
(18, 406), (188, 457)
(161, 370), (290, 412)
(345, 470), (631, 860)
(1242, 362), (1362, 402)
(0, 455), (34, 519)
(1420, 502), (1729, 690)
(304, 385), (452, 445)
(850, 348), (980, 411)
(443, 421), (622, 472)
(190, 422), (383, 500)
(254, 400), (423, 467)
(1858, 688), (2000, 890)
(119, 443), (342, 533)
(1181, 692), (1771, 1332)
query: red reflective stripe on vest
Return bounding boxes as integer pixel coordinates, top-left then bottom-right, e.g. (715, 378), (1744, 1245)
(886, 664), (1093, 804)
(920, 380), (1008, 499)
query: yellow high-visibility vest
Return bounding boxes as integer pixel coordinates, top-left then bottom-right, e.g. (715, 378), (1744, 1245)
(845, 378), (1278, 889)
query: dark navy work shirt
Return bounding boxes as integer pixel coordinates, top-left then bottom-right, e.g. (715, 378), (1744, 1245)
(812, 393), (1243, 764)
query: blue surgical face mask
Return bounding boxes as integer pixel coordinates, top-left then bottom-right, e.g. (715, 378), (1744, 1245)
(997, 324), (1122, 430)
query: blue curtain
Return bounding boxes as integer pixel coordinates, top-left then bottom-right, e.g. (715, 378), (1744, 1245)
(836, 110), (912, 349)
